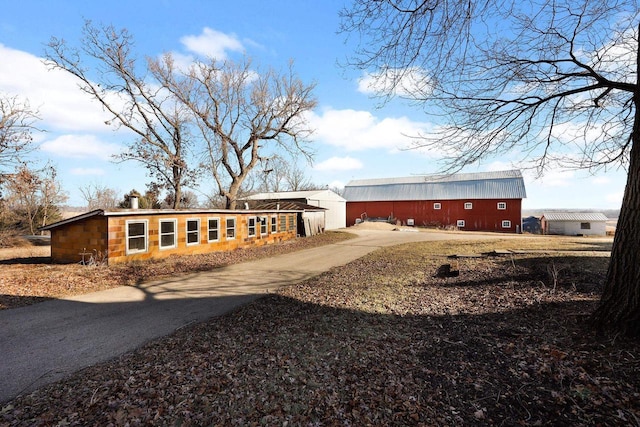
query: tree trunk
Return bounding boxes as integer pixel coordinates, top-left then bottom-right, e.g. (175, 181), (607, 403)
(592, 91), (640, 337)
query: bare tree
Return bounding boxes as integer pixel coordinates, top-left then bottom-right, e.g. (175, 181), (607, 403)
(341, 1), (640, 336)
(0, 94), (38, 174)
(152, 56), (317, 209)
(45, 21), (197, 208)
(79, 183), (120, 210)
(4, 164), (68, 234)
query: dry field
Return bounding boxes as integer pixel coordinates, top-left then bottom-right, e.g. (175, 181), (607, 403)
(2, 233), (639, 426)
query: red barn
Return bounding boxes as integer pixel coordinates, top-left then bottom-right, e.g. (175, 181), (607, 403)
(343, 170), (526, 233)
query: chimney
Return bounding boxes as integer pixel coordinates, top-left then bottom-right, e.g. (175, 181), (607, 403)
(130, 196), (139, 210)
(244, 202), (249, 210)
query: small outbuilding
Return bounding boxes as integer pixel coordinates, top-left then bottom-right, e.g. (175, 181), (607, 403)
(40, 208), (300, 265)
(244, 189), (346, 230)
(540, 212), (608, 236)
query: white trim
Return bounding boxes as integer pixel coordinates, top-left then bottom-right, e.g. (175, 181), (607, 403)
(247, 216), (257, 237)
(186, 218), (201, 246)
(270, 215), (278, 234)
(457, 219), (465, 228)
(502, 220), (511, 228)
(259, 216), (268, 235)
(226, 217), (236, 240)
(159, 218), (177, 250)
(464, 202), (473, 210)
(497, 202), (507, 210)
(207, 217), (220, 242)
(433, 202), (441, 210)
(125, 219), (148, 255)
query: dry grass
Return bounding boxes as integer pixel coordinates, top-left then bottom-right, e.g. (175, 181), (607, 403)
(2, 235), (638, 426)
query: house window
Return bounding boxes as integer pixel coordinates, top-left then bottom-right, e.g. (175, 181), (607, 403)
(464, 202), (473, 210)
(270, 216), (278, 233)
(581, 222), (591, 230)
(159, 219), (177, 249)
(259, 216), (268, 235)
(457, 220), (465, 228)
(279, 215), (287, 232)
(433, 202), (441, 210)
(186, 219), (200, 245)
(288, 215), (295, 231)
(502, 220), (511, 228)
(248, 217), (257, 237)
(226, 217), (236, 239)
(497, 202), (507, 210)
(208, 218), (220, 242)
(126, 220), (148, 254)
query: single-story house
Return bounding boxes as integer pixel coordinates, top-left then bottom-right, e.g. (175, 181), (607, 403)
(343, 170), (526, 233)
(244, 189), (346, 230)
(40, 207), (300, 264)
(540, 212), (608, 236)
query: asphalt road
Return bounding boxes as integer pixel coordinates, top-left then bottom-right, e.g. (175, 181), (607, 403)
(0, 228), (504, 403)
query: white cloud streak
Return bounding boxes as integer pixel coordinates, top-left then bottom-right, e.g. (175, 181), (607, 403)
(180, 27), (244, 59)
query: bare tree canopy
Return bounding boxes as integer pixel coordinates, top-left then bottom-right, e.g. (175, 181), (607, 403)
(0, 95), (38, 173)
(341, 0), (640, 336)
(45, 21), (197, 208)
(152, 56), (317, 209)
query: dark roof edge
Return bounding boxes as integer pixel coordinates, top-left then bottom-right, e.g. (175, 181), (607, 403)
(39, 209), (105, 231)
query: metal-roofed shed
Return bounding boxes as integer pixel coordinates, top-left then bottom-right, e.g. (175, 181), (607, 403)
(541, 212), (608, 236)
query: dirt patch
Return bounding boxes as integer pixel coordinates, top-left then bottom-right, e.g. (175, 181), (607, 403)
(1, 238), (637, 426)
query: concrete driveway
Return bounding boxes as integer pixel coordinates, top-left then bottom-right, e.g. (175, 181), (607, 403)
(0, 228), (505, 403)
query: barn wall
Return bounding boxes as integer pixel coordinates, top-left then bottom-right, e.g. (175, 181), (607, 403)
(50, 216), (108, 263)
(346, 199), (522, 233)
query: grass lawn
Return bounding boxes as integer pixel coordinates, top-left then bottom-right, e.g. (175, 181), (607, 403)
(2, 235), (639, 426)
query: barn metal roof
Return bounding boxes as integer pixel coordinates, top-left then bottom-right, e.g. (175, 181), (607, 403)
(541, 212), (608, 222)
(343, 170), (527, 201)
(246, 189), (345, 201)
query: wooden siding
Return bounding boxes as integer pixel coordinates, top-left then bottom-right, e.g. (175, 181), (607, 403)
(346, 199), (522, 233)
(49, 211), (297, 264)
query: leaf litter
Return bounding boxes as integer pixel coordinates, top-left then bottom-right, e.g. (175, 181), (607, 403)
(1, 236), (639, 426)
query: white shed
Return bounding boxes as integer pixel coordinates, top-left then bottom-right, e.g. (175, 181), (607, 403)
(541, 212), (608, 236)
(246, 190), (346, 230)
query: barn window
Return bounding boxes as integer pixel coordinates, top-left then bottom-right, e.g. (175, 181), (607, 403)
(226, 217), (236, 239)
(497, 202), (507, 210)
(581, 222), (591, 230)
(159, 219), (177, 249)
(433, 202), (441, 210)
(457, 220), (465, 227)
(208, 218), (220, 242)
(126, 220), (148, 254)
(259, 216), (268, 235)
(271, 216), (278, 233)
(464, 202), (473, 210)
(186, 219), (200, 245)
(502, 220), (511, 228)
(248, 217), (257, 237)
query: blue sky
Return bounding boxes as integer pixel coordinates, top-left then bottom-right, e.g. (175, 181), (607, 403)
(0, 0), (629, 209)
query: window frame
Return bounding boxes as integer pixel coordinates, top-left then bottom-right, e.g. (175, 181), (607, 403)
(270, 215), (278, 233)
(259, 216), (268, 235)
(464, 202), (473, 210)
(580, 222), (591, 230)
(456, 219), (465, 228)
(186, 218), (201, 246)
(226, 217), (236, 240)
(502, 220), (512, 228)
(433, 202), (441, 210)
(248, 216), (257, 237)
(279, 215), (287, 232)
(497, 202), (507, 210)
(207, 217), (220, 242)
(125, 219), (148, 255)
(288, 214), (295, 231)
(159, 218), (178, 250)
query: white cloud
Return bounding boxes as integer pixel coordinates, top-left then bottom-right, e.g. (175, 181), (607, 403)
(532, 169), (575, 187)
(358, 67), (432, 98)
(328, 180), (345, 190)
(592, 176), (611, 185)
(69, 168), (105, 176)
(180, 27), (244, 59)
(0, 44), (115, 133)
(314, 156), (363, 172)
(40, 134), (122, 160)
(307, 108), (434, 153)
(606, 191), (623, 204)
